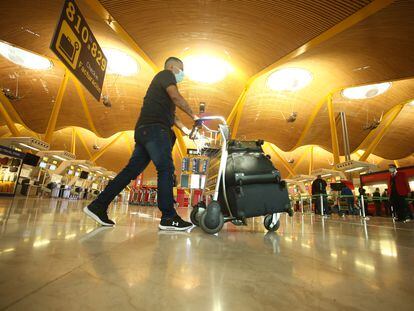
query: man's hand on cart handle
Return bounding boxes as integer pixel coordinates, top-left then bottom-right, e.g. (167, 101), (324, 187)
(182, 126), (192, 136)
(174, 115), (193, 136)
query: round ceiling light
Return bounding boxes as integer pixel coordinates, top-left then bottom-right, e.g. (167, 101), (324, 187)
(183, 55), (233, 84)
(266, 68), (312, 91)
(341, 82), (392, 100)
(0, 41), (53, 70)
(102, 48), (139, 77)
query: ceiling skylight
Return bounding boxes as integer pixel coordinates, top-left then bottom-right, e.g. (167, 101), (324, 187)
(342, 82), (392, 100)
(0, 41), (53, 70)
(267, 68), (312, 91)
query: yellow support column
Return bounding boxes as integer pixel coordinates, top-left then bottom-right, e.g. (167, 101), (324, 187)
(172, 144), (181, 163)
(123, 132), (133, 156)
(288, 147), (312, 178)
(44, 70), (69, 143)
(71, 127), (76, 155)
(0, 89), (41, 138)
(353, 101), (407, 153)
(309, 146), (314, 175)
(290, 95), (330, 150)
(230, 87), (249, 139)
(327, 94), (340, 165)
(90, 133), (123, 162)
(359, 104), (404, 161)
(72, 77), (100, 136)
(76, 131), (93, 160)
(0, 97), (20, 137)
(393, 160), (400, 168)
(265, 143), (296, 177)
(227, 87), (249, 125)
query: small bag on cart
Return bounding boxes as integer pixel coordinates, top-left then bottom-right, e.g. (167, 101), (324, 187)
(221, 140), (290, 218)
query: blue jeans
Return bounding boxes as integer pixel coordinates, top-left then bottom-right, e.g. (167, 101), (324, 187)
(92, 124), (176, 219)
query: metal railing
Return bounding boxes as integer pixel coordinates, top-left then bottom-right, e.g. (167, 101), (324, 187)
(289, 193), (414, 221)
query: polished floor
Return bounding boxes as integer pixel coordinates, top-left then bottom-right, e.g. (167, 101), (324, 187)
(0, 197), (413, 310)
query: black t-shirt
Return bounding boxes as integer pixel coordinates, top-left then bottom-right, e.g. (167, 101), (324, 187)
(136, 70), (177, 129)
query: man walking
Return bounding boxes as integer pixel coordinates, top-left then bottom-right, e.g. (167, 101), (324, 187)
(312, 175), (328, 215)
(84, 57), (195, 231)
(388, 164), (411, 222)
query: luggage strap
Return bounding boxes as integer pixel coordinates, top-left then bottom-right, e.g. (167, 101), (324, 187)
(235, 171), (280, 185)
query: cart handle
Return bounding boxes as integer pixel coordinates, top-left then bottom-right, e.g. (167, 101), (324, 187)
(189, 116), (227, 139)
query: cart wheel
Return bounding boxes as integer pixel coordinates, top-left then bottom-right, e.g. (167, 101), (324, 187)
(190, 208), (200, 226)
(190, 202), (206, 226)
(200, 210), (224, 234)
(200, 201), (224, 234)
(264, 214), (280, 232)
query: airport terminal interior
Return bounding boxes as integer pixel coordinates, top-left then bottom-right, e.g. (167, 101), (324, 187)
(0, 0), (414, 310)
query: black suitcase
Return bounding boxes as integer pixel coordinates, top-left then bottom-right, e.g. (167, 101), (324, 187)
(219, 140), (290, 218)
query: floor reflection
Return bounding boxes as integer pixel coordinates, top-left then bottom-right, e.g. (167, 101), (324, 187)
(0, 197), (413, 310)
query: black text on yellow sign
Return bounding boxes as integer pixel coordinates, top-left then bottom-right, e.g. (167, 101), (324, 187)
(50, 0), (107, 101)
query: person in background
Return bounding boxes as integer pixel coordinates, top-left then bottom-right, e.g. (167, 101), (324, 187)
(312, 175), (328, 215)
(382, 188), (390, 217)
(372, 187), (382, 216)
(388, 164), (411, 222)
(340, 184), (355, 215)
(358, 186), (369, 216)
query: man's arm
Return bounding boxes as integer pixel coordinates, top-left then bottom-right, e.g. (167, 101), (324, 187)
(166, 85), (195, 119)
(174, 115), (191, 135)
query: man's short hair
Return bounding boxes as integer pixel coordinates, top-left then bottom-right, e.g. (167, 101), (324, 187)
(388, 163), (397, 168)
(164, 57), (183, 69)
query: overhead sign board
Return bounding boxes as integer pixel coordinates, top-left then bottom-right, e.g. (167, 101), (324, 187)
(0, 145), (25, 159)
(50, 0), (107, 101)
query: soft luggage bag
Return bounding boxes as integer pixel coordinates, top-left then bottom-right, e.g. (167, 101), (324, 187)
(188, 116), (292, 234)
(224, 183), (290, 218)
(220, 140), (290, 218)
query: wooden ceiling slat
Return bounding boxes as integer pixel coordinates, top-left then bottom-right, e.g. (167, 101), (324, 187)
(0, 0), (413, 174)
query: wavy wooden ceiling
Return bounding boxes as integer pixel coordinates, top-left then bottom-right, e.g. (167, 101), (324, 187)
(0, 0), (413, 178)
(99, 0), (372, 75)
(235, 0), (414, 158)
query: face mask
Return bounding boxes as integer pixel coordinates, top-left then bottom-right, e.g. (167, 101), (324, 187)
(389, 168), (396, 173)
(174, 68), (184, 83)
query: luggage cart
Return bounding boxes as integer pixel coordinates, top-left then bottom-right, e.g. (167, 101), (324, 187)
(149, 188), (158, 206)
(189, 116), (291, 234)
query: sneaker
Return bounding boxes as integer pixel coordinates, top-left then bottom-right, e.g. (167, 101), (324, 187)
(83, 205), (115, 227)
(158, 215), (193, 231)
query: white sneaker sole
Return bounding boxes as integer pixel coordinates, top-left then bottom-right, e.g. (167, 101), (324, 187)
(83, 206), (115, 227)
(158, 224), (193, 231)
